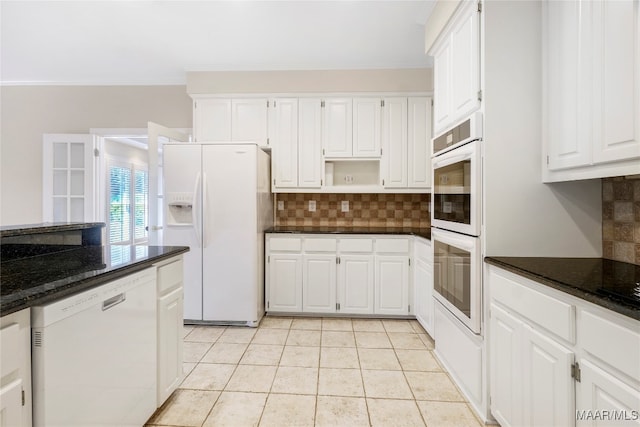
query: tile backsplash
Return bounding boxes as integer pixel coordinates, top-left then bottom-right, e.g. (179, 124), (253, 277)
(602, 177), (640, 265)
(275, 193), (431, 228)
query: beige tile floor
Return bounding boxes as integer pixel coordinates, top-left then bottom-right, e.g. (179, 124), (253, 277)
(145, 317), (483, 427)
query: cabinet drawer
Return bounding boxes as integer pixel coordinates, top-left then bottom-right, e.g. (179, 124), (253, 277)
(269, 237), (302, 252)
(414, 238), (432, 262)
(340, 238), (373, 253)
(490, 268), (575, 343)
(158, 259), (183, 295)
(304, 238), (337, 252)
(580, 310), (640, 381)
(0, 323), (21, 377)
(376, 238), (410, 253)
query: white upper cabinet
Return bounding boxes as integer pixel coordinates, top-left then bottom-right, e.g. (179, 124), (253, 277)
(271, 98), (299, 189)
(192, 98), (269, 147)
(431, 1), (481, 136)
(432, 42), (452, 134)
(450, 2), (481, 122)
(193, 98), (232, 142)
(322, 98), (353, 157)
(298, 98), (323, 188)
(353, 98), (382, 157)
(231, 98), (269, 147)
(543, 0), (640, 181)
(591, 0), (640, 165)
(381, 97), (408, 188)
(407, 97), (432, 188)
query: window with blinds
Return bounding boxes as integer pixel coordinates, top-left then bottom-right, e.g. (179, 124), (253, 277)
(108, 162), (148, 245)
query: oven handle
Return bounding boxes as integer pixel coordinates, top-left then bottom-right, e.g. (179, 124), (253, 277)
(432, 152), (469, 169)
(432, 229), (477, 252)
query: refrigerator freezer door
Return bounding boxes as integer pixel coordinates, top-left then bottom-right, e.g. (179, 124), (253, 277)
(202, 145), (259, 323)
(162, 144), (203, 321)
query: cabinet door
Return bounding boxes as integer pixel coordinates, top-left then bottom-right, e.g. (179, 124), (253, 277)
(592, 0), (640, 165)
(544, 0), (592, 170)
(268, 254), (303, 312)
(374, 255), (409, 315)
(522, 324), (575, 427)
(298, 98), (323, 188)
(338, 254), (375, 314)
(432, 41), (452, 135)
(577, 359), (640, 427)
(193, 98), (232, 142)
(353, 98), (381, 157)
(322, 98), (353, 157)
(302, 254), (337, 313)
(232, 99), (269, 147)
(407, 97), (432, 188)
(381, 97), (408, 188)
(272, 98), (299, 189)
(0, 379), (23, 427)
(450, 3), (481, 123)
(414, 258), (434, 334)
(489, 304), (523, 427)
(157, 287), (184, 404)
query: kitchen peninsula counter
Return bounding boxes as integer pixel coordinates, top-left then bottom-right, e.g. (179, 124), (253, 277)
(485, 256), (640, 321)
(1, 245), (189, 316)
(266, 225), (431, 240)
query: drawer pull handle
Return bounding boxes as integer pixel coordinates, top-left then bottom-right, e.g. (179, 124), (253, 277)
(102, 293), (126, 311)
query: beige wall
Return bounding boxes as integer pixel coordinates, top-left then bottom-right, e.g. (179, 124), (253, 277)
(1, 69), (432, 226)
(424, 0), (462, 53)
(0, 85), (192, 225)
(187, 69), (432, 94)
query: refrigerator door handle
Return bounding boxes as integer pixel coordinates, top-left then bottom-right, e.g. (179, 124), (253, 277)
(192, 172), (202, 248)
(202, 172), (208, 248)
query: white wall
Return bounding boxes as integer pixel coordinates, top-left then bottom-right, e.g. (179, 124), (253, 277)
(0, 85), (192, 226)
(187, 68), (432, 94)
(482, 0), (602, 257)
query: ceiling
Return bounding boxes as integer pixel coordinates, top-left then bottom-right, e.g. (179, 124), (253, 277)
(0, 1), (435, 86)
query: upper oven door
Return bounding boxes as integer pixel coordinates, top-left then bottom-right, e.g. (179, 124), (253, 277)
(431, 140), (482, 236)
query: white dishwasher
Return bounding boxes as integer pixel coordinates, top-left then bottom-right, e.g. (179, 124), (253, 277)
(31, 267), (157, 427)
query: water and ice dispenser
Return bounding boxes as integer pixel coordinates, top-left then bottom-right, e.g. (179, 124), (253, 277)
(165, 193), (194, 225)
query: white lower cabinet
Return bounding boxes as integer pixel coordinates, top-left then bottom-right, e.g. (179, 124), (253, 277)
(577, 360), (640, 427)
(303, 254), (337, 313)
(268, 254), (303, 312)
(375, 255), (410, 315)
(413, 237), (433, 335)
(338, 254), (375, 314)
(488, 264), (640, 427)
(521, 323), (575, 426)
(155, 256), (185, 406)
(266, 234), (412, 316)
(0, 308), (31, 427)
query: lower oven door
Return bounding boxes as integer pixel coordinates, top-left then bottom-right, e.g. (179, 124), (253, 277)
(431, 227), (482, 334)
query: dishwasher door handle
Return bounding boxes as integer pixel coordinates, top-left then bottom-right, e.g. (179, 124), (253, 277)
(102, 293), (126, 311)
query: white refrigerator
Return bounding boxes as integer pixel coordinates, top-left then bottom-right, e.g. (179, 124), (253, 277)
(162, 143), (273, 326)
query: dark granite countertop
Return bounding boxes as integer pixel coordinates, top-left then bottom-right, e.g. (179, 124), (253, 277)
(0, 222), (105, 237)
(266, 226), (431, 240)
(485, 257), (640, 321)
(1, 245), (189, 316)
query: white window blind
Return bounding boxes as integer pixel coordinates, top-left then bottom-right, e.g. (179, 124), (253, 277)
(134, 170), (148, 242)
(108, 161), (148, 245)
(109, 166), (131, 244)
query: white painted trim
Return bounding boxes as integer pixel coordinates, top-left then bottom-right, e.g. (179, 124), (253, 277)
(0, 79), (187, 86)
(191, 92), (433, 100)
